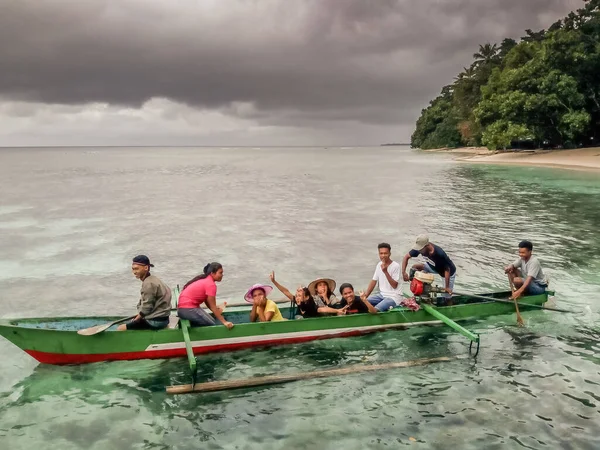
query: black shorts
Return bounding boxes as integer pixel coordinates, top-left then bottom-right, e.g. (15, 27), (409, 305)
(125, 317), (169, 330)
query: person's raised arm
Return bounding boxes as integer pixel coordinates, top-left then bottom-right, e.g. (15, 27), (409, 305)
(360, 291), (378, 314)
(269, 271), (294, 301)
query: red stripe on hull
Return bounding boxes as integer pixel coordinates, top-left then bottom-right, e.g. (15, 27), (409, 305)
(25, 329), (368, 365)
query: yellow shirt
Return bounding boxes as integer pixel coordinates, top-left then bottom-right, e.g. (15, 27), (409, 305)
(258, 299), (286, 322)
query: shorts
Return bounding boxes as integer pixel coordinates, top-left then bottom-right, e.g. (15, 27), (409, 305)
(125, 316), (170, 330)
(423, 262), (456, 299)
(525, 280), (547, 296)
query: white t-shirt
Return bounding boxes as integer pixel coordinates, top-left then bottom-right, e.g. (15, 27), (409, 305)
(372, 261), (403, 304)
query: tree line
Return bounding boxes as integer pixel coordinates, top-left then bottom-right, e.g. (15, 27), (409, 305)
(411, 0), (600, 150)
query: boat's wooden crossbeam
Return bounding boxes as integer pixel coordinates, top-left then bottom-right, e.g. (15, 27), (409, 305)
(166, 356), (452, 395)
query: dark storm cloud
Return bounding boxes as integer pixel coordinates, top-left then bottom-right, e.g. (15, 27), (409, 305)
(0, 0), (581, 126)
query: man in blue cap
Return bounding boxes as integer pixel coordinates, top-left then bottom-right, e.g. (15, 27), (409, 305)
(117, 255), (172, 331)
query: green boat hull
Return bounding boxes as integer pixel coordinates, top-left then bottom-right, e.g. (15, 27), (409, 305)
(0, 291), (553, 365)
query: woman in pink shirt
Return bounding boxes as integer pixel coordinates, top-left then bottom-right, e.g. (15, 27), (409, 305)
(177, 262), (233, 329)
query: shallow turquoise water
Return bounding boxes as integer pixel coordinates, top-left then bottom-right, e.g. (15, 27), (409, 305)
(0, 147), (598, 449)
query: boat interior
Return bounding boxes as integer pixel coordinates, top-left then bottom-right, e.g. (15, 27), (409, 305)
(3, 291), (525, 331)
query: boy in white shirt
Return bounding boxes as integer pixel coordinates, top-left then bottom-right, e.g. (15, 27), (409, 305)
(364, 243), (404, 312)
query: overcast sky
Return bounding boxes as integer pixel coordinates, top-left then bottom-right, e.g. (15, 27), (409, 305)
(0, 0), (582, 146)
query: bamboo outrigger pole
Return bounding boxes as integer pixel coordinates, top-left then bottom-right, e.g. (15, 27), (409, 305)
(166, 356), (452, 395)
(418, 301), (481, 357)
(420, 303), (480, 343)
(173, 285), (198, 386)
(180, 319), (197, 385)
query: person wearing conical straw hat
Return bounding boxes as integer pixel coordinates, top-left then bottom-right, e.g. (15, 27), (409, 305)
(270, 272), (346, 317)
(308, 277), (346, 314)
(269, 271), (319, 318)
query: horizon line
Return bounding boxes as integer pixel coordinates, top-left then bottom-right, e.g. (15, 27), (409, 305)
(0, 144), (411, 149)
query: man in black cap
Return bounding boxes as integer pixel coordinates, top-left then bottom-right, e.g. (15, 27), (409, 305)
(117, 255), (172, 331)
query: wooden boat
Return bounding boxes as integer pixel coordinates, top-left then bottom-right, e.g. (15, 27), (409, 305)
(0, 290), (554, 365)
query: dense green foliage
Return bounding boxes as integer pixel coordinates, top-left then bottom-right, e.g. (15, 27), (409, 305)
(411, 0), (600, 150)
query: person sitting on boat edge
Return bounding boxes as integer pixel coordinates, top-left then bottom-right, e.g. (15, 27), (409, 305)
(402, 234), (456, 304)
(246, 284), (286, 322)
(364, 243), (404, 311)
(338, 283), (378, 315)
(504, 240), (548, 299)
(269, 271), (319, 318)
(117, 255), (172, 331)
(177, 262), (234, 329)
(308, 277), (344, 314)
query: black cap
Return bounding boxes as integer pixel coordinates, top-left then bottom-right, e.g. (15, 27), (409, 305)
(132, 255), (154, 267)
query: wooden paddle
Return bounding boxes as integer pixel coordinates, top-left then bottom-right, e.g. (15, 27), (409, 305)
(77, 301), (229, 337)
(77, 315), (136, 336)
(507, 275), (524, 326)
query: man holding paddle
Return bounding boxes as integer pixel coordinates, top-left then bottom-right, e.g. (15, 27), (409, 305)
(505, 240), (548, 300)
(117, 255), (172, 331)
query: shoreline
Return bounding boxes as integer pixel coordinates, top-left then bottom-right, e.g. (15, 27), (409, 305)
(424, 147), (600, 173)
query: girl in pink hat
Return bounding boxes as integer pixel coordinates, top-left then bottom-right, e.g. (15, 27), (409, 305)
(245, 284), (286, 322)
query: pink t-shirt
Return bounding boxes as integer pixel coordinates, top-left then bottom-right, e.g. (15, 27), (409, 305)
(177, 276), (217, 309)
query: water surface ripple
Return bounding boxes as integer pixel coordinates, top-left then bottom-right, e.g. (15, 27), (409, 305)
(0, 147), (598, 449)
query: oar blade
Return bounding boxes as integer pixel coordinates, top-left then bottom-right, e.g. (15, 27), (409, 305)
(77, 323), (113, 336)
(77, 315), (135, 336)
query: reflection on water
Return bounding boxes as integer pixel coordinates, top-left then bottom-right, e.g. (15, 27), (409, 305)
(0, 147), (599, 449)
(2, 327), (598, 449)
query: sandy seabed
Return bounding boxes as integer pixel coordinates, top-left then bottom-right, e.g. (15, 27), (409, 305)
(425, 147), (600, 172)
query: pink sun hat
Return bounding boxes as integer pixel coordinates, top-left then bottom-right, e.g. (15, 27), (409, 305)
(244, 284), (273, 303)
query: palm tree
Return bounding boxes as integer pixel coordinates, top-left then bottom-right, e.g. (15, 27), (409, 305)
(454, 66), (476, 83)
(521, 29), (546, 42)
(463, 66), (476, 78)
(473, 43), (499, 67)
(498, 38), (517, 59)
